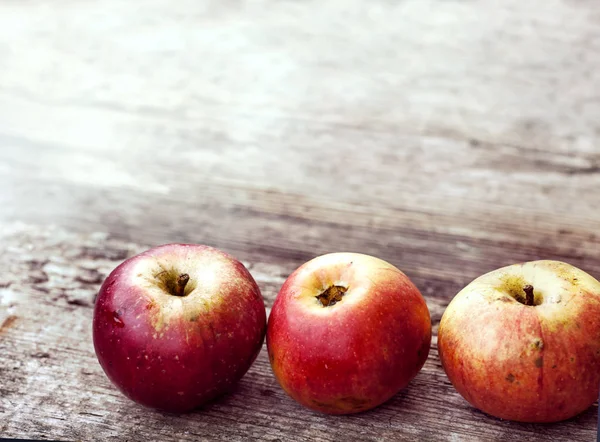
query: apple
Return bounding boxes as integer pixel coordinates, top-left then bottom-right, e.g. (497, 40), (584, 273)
(438, 260), (600, 422)
(93, 244), (266, 412)
(266, 252), (432, 414)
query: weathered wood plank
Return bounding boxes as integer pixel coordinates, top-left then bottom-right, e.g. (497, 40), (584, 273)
(0, 224), (597, 441)
(2, 0), (600, 156)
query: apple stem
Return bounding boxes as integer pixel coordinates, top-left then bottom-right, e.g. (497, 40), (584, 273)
(175, 273), (190, 297)
(316, 285), (347, 307)
(523, 285), (535, 306)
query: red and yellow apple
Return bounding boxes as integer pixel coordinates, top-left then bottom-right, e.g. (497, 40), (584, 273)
(266, 252), (431, 414)
(438, 260), (600, 422)
(93, 244), (266, 412)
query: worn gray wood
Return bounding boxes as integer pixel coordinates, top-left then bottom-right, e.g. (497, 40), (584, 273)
(0, 0), (599, 440)
(0, 224), (597, 442)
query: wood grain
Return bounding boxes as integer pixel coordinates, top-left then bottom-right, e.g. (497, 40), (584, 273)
(0, 224), (597, 442)
(0, 0), (599, 440)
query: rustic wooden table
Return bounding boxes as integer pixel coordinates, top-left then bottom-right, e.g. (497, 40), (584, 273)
(1, 0), (599, 440)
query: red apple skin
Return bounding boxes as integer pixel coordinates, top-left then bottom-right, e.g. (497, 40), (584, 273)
(93, 244), (266, 412)
(266, 253), (432, 414)
(438, 260), (600, 423)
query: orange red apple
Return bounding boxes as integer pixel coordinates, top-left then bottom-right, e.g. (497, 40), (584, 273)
(266, 253), (431, 414)
(438, 260), (600, 422)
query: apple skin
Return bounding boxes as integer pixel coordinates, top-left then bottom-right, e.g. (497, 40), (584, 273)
(266, 253), (432, 414)
(93, 244), (266, 412)
(438, 260), (600, 423)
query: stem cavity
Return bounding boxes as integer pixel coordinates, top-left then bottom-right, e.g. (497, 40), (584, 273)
(316, 285), (348, 307)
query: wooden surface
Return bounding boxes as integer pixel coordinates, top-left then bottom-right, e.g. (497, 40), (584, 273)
(1, 0), (599, 440)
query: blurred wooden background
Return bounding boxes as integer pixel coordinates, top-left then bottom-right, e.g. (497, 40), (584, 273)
(0, 0), (598, 440)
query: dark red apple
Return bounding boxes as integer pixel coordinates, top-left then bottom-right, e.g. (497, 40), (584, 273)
(438, 260), (600, 422)
(266, 252), (432, 414)
(93, 244), (266, 412)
